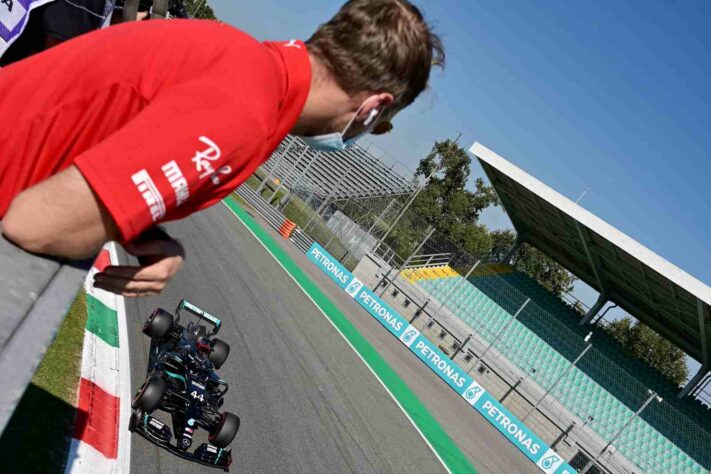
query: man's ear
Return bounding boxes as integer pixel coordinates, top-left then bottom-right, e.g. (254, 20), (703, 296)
(356, 92), (394, 122)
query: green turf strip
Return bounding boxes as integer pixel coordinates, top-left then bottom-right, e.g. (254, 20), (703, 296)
(225, 196), (476, 474)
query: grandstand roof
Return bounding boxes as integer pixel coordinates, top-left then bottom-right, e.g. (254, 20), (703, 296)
(263, 136), (418, 200)
(470, 142), (711, 364)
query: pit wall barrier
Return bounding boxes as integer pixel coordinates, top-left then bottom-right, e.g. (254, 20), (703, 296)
(307, 242), (576, 474)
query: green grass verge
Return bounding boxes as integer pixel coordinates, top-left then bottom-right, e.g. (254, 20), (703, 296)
(0, 292), (88, 473)
(225, 196), (476, 473)
(243, 175), (359, 270)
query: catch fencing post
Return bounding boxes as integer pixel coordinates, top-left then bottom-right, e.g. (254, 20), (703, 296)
(434, 260), (481, 314)
(470, 298), (530, 372)
(377, 227), (434, 297)
(580, 390), (662, 474)
(268, 146), (310, 203)
(373, 164), (439, 252)
(522, 332), (593, 421)
(257, 138), (296, 194)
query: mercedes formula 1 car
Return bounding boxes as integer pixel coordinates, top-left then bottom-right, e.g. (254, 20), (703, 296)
(129, 300), (239, 471)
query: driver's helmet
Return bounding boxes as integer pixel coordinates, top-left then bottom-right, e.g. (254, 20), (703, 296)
(196, 336), (212, 355)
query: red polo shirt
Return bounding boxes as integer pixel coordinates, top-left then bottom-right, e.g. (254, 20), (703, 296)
(0, 20), (310, 242)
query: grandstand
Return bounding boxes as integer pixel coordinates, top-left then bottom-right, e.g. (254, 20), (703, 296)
(394, 143), (710, 474)
(261, 135), (418, 200)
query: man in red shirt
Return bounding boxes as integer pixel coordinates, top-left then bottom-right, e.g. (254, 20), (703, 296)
(1, 0), (444, 297)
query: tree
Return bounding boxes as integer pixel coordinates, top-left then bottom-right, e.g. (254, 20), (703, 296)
(386, 139), (578, 296)
(489, 229), (577, 297)
(602, 317), (689, 386)
(402, 140), (498, 257)
(182, 0), (217, 19)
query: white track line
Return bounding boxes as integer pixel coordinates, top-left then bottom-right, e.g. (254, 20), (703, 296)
(222, 201), (452, 474)
(110, 242), (132, 474)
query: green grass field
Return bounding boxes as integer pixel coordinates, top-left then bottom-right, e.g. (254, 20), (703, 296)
(0, 292), (87, 473)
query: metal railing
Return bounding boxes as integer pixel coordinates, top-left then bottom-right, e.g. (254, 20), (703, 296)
(402, 252), (452, 269)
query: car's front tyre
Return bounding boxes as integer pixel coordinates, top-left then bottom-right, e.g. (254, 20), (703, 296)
(208, 412), (240, 448)
(132, 376), (167, 412)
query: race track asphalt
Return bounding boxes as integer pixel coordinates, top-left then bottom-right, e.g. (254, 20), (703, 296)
(125, 204), (449, 474)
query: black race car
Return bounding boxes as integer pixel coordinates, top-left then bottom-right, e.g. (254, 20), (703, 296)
(129, 300), (239, 471)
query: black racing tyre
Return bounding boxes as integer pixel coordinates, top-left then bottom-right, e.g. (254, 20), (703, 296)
(143, 308), (173, 339)
(132, 376), (166, 411)
(208, 412), (240, 448)
(209, 339), (230, 370)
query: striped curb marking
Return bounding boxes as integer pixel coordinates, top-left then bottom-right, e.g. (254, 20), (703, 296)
(65, 243), (131, 474)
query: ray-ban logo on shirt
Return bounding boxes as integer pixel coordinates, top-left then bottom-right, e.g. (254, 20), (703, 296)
(192, 136), (230, 185)
(132, 169), (166, 222)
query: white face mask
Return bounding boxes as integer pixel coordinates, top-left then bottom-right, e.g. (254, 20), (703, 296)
(301, 105), (381, 153)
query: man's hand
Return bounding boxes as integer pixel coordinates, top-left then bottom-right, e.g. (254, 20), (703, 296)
(93, 236), (184, 297)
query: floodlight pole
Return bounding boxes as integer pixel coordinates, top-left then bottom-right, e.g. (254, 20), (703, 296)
(257, 139), (296, 194)
(470, 298), (530, 371)
(434, 260), (481, 314)
(580, 390), (662, 474)
(522, 333), (593, 421)
(378, 227), (434, 297)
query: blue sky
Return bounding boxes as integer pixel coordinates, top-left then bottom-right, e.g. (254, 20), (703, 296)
(211, 0), (709, 322)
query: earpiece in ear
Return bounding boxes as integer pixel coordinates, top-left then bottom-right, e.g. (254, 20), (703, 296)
(364, 108), (379, 127)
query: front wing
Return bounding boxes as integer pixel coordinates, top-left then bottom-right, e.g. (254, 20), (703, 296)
(129, 411), (232, 471)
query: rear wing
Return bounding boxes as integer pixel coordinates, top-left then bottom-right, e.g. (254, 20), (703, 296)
(175, 299), (222, 335)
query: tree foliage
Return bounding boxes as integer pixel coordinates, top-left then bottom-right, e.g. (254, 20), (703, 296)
(489, 229), (576, 297)
(182, 0), (217, 19)
(602, 317), (689, 386)
(387, 139), (576, 297)
(407, 140), (498, 257)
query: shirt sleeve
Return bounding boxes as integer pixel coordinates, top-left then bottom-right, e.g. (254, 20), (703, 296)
(74, 80), (267, 243)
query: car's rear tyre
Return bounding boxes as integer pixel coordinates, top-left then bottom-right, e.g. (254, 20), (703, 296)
(208, 412), (240, 448)
(132, 376), (166, 411)
(209, 339), (230, 370)
(143, 308), (173, 339)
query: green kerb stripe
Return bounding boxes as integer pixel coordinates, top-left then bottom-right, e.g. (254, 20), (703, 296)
(225, 197), (476, 474)
(85, 293), (119, 348)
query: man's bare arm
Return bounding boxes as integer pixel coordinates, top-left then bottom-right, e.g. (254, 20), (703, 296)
(3, 165), (185, 297)
(3, 165), (119, 259)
